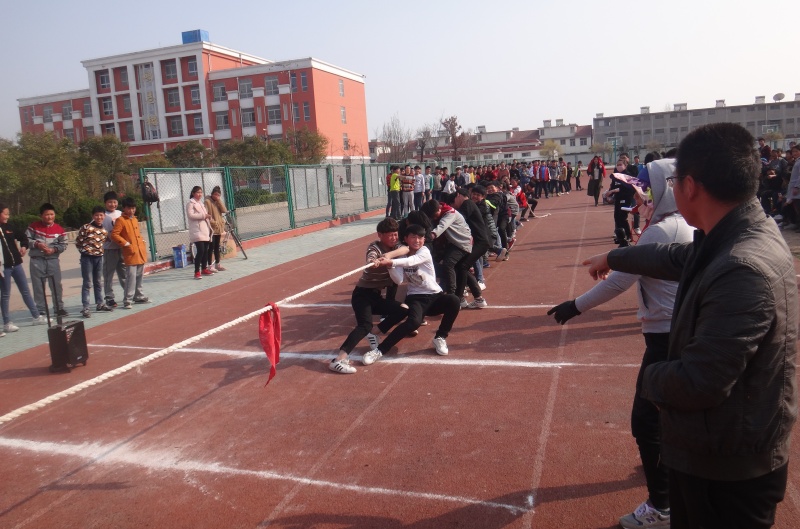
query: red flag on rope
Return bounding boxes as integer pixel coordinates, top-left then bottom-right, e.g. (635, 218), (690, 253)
(258, 303), (281, 385)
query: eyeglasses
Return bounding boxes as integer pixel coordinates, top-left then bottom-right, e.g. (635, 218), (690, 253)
(665, 176), (683, 188)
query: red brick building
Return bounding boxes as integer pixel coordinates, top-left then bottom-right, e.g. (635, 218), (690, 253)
(17, 31), (369, 162)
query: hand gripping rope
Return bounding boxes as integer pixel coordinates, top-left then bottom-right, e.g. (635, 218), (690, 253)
(0, 263), (374, 427)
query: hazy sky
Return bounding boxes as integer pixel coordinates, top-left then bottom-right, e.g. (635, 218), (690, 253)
(2, 0), (798, 141)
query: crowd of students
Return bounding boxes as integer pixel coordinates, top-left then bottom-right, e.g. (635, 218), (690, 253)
(755, 138), (800, 231)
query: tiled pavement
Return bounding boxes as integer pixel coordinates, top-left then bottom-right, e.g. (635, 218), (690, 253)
(0, 218), (380, 359)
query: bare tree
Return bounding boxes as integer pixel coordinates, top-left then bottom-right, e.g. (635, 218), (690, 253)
(379, 114), (413, 163)
(415, 122), (440, 163)
(440, 116), (464, 159)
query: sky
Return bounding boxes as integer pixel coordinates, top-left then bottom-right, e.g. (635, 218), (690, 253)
(2, 0), (798, 142)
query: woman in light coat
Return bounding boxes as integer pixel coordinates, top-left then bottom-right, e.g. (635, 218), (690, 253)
(186, 186), (213, 279)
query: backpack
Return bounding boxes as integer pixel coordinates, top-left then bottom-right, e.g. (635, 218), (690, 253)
(141, 180), (159, 204)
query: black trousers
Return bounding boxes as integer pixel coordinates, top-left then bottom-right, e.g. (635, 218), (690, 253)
(206, 234), (221, 267)
(339, 286), (406, 354)
(456, 242), (488, 299)
(439, 245), (469, 295)
(668, 463), (787, 529)
(633, 332), (670, 510)
(193, 241), (209, 273)
(376, 292), (460, 353)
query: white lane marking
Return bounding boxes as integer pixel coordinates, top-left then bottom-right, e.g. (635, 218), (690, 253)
(0, 436), (529, 514)
(280, 303), (555, 309)
(90, 344), (639, 369)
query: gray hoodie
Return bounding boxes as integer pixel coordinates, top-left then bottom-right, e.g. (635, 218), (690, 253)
(575, 159), (695, 333)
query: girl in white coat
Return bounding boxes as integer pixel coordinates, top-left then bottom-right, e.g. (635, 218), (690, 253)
(186, 186), (213, 279)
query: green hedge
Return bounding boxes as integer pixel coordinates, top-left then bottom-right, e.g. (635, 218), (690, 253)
(6, 214), (41, 237)
(233, 189), (288, 208)
(63, 198), (103, 230)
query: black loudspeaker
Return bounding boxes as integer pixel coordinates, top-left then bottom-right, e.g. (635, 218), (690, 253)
(41, 276), (89, 373)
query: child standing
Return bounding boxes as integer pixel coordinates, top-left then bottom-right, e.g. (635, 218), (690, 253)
(102, 191), (126, 308)
(26, 203), (68, 316)
(110, 197), (149, 309)
(75, 206), (112, 318)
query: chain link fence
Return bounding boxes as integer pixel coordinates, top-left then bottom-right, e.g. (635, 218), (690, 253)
(140, 163), (389, 261)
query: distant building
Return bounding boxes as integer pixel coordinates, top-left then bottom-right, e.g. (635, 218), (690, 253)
(369, 119), (593, 165)
(17, 31), (369, 162)
(593, 94), (800, 155)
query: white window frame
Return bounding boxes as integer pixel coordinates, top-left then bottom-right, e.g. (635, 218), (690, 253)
(124, 121), (134, 139)
(267, 105), (281, 125)
(338, 79), (344, 97)
(122, 95), (131, 113)
(215, 111), (229, 130)
(119, 68), (129, 87)
(343, 133), (349, 151)
(187, 58), (198, 77)
(213, 84), (226, 102)
(102, 98), (113, 116)
(102, 123), (115, 135)
(340, 106), (346, 124)
(303, 101), (310, 122)
(300, 72), (308, 91)
(194, 114), (204, 134)
(62, 103), (72, 120)
(265, 76), (279, 95)
(164, 60), (178, 80)
(83, 101), (93, 117)
(239, 78), (253, 99)
(580, 137), (587, 146)
(170, 116), (183, 136)
(98, 71), (110, 89)
(241, 108), (255, 128)
(290, 73), (297, 93)
(166, 88), (180, 108)
(292, 102), (300, 123)
(190, 86), (201, 106)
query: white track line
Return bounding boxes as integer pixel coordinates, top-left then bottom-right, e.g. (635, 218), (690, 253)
(90, 344), (640, 369)
(0, 436), (528, 514)
(280, 303), (555, 309)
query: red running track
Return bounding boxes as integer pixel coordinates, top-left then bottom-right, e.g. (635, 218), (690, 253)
(1, 191), (799, 529)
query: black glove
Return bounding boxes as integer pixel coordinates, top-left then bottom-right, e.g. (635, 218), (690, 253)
(547, 300), (581, 325)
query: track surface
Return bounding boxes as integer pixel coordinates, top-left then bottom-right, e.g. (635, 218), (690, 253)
(1, 191), (799, 528)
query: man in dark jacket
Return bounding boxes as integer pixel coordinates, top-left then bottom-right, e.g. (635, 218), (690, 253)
(585, 123), (797, 529)
(453, 188), (489, 308)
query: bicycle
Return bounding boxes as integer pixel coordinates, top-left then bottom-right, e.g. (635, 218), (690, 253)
(220, 212), (248, 260)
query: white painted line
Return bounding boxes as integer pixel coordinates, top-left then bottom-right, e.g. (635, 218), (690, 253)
(0, 436), (529, 514)
(91, 344), (639, 369)
(280, 303), (555, 310)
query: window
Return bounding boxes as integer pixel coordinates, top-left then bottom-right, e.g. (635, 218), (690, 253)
(669, 113), (677, 118)
(102, 98), (113, 116)
(340, 106), (347, 124)
(707, 110), (715, 116)
(747, 106), (756, 111)
(102, 123), (115, 135)
(343, 133), (349, 151)
(670, 127), (678, 132)
(634, 116), (641, 122)
(267, 105), (281, 125)
(62, 103), (72, 120)
(63, 128), (74, 141)
(84, 127), (95, 138)
(619, 132), (628, 137)
(241, 108), (255, 127)
(503, 153), (513, 159)
(580, 138), (587, 146)
(558, 139), (565, 145)
(300, 72), (308, 91)
(188, 58), (198, 77)
(483, 155), (493, 160)
(43, 106), (53, 123)
(190, 86), (201, 106)
(122, 95), (131, 113)
(124, 122), (134, 139)
(98, 71), (110, 89)
(83, 100), (93, 117)
(655, 114), (664, 119)
(521, 152), (531, 157)
(215, 111), (229, 130)
(164, 60), (177, 80)
(283, 103), (288, 121)
(169, 116), (183, 136)
(23, 108), (30, 125)
(569, 138), (576, 147)
(618, 117), (627, 123)
(692, 111), (702, 116)
(265, 76), (279, 95)
(213, 84), (227, 102)
(119, 69), (129, 88)
(731, 108), (741, 113)
(292, 102), (300, 122)
(239, 79), (253, 99)
(166, 88), (180, 108)
(303, 101), (310, 122)
(290, 73), (297, 93)
(268, 134), (283, 142)
(194, 114), (204, 134)
(338, 79), (344, 97)
(655, 128), (665, 134)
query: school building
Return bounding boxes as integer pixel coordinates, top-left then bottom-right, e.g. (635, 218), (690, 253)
(17, 30), (369, 162)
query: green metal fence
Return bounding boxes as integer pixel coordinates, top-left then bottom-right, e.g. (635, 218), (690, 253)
(139, 163), (390, 261)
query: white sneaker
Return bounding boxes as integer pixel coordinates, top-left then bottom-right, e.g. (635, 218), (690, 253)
(634, 228), (642, 235)
(32, 315), (48, 325)
(495, 248), (507, 261)
(366, 333), (379, 350)
(460, 298), (469, 309)
(4, 322), (19, 332)
(0, 331), (5, 338)
(619, 500), (670, 529)
(478, 281), (487, 291)
(362, 349), (383, 365)
(466, 298), (488, 309)
(329, 358), (357, 374)
(433, 336), (449, 356)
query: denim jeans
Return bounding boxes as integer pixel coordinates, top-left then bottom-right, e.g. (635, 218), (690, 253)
(1, 264), (40, 324)
(80, 254), (104, 309)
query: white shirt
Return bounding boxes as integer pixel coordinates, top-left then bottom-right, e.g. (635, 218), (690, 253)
(389, 246), (442, 296)
(442, 179), (456, 194)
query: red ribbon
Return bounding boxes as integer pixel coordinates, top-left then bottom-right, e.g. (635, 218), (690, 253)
(258, 303), (281, 385)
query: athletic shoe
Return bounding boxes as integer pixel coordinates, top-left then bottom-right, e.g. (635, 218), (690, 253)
(202, 268), (215, 276)
(81, 308), (91, 318)
(420, 319), (429, 326)
(32, 315), (47, 325)
(495, 248), (507, 261)
(123, 302), (133, 309)
(106, 299), (118, 309)
(3, 323), (19, 333)
(96, 304), (113, 312)
(466, 298), (488, 309)
(773, 214), (784, 222)
(619, 500), (670, 529)
(433, 336), (449, 356)
(0, 330), (5, 337)
(195, 272), (202, 280)
(329, 358), (357, 374)
(408, 329), (419, 337)
(460, 298), (469, 309)
(56, 309), (69, 317)
(503, 253), (510, 261)
(362, 349), (383, 365)
(367, 333), (379, 350)
(215, 264), (226, 272)
(478, 281), (487, 291)
(507, 238), (516, 251)
(133, 297), (151, 304)
(634, 228), (642, 235)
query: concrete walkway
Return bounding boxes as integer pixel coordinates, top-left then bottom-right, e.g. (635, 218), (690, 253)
(1, 218), (380, 358)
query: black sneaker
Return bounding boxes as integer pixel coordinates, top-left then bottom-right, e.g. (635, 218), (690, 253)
(56, 309), (69, 317)
(106, 300), (118, 309)
(133, 297), (151, 304)
(81, 308), (91, 318)
(96, 304), (113, 312)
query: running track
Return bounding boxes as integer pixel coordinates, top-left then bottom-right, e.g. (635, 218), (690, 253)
(1, 191), (799, 528)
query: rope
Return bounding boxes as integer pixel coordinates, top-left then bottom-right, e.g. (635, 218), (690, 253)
(0, 262), (373, 426)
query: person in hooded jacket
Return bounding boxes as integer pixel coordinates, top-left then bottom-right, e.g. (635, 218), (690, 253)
(547, 158), (694, 529)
